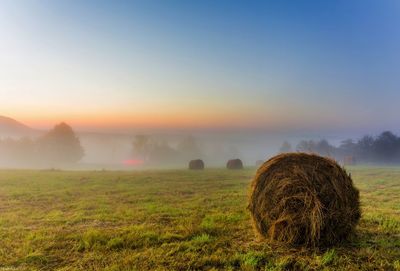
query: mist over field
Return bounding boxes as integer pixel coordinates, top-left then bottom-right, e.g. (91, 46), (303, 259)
(2, 115), (400, 170)
(0, 115), (286, 169)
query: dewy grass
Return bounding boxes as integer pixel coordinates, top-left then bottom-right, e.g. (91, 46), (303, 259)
(320, 249), (337, 266)
(0, 167), (398, 270)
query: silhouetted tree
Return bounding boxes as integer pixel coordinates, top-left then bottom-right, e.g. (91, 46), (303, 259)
(356, 135), (375, 163)
(315, 139), (334, 157)
(293, 131), (400, 164)
(37, 122), (84, 164)
(373, 131), (400, 163)
(338, 139), (356, 156)
(148, 140), (179, 164)
(132, 135), (152, 161)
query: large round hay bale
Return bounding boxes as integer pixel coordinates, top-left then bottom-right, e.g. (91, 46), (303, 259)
(226, 159), (243, 169)
(248, 153), (360, 248)
(189, 159), (204, 170)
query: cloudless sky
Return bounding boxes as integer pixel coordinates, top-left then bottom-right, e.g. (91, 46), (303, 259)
(1, 0), (400, 135)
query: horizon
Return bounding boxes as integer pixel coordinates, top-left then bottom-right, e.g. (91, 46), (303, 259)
(3, 114), (400, 148)
(1, 0), (400, 137)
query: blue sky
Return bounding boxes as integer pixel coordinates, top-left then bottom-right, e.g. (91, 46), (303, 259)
(1, 0), (399, 135)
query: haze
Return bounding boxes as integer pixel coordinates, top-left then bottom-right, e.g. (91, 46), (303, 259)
(1, 0), (400, 168)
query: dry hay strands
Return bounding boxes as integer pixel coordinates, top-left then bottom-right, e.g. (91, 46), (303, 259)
(188, 159), (205, 170)
(227, 159), (243, 170)
(248, 152), (361, 248)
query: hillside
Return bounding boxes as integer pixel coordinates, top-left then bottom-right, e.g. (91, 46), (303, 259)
(0, 115), (40, 138)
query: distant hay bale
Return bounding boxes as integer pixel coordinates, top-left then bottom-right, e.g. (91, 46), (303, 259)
(227, 159), (243, 169)
(189, 159), (204, 170)
(248, 153), (360, 248)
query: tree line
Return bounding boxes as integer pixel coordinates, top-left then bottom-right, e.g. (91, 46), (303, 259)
(0, 123), (236, 168)
(0, 122), (84, 167)
(131, 134), (202, 165)
(3, 124), (400, 167)
(0, 124), (209, 167)
(280, 131), (400, 164)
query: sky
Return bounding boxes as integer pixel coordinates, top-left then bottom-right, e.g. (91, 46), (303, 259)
(1, 0), (400, 136)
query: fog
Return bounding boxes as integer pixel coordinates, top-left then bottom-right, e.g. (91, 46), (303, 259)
(1, 116), (398, 170)
(54, 130), (288, 169)
(0, 119), (297, 169)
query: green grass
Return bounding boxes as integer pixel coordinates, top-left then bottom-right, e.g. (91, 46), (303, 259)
(0, 167), (399, 270)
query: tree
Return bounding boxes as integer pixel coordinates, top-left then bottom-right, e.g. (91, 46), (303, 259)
(373, 131), (400, 163)
(338, 139), (356, 155)
(148, 140), (179, 164)
(132, 135), (152, 161)
(38, 122), (84, 164)
(294, 139), (334, 156)
(291, 131), (400, 164)
(356, 135), (374, 162)
(279, 141), (292, 153)
(296, 140), (316, 153)
(315, 139), (334, 157)
(176, 135), (202, 160)
(132, 135), (182, 165)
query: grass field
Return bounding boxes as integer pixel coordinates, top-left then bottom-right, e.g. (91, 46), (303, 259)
(0, 167), (399, 270)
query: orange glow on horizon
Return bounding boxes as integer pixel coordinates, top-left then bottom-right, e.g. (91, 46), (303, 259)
(7, 106), (354, 133)
(10, 106), (276, 131)
(17, 112), (268, 131)
(6, 99), (356, 133)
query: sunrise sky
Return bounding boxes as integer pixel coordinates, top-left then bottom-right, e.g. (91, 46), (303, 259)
(1, 0), (400, 135)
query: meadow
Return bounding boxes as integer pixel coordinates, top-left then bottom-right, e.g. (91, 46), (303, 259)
(0, 167), (399, 271)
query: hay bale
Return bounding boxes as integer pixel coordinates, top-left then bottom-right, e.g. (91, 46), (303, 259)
(227, 159), (243, 169)
(248, 153), (360, 248)
(189, 159), (204, 170)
